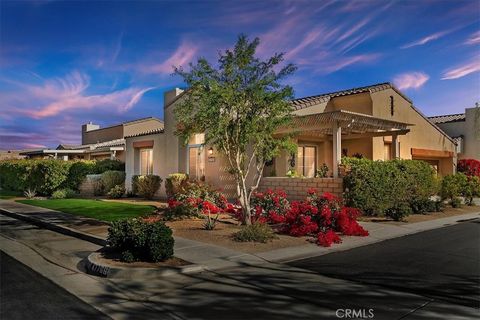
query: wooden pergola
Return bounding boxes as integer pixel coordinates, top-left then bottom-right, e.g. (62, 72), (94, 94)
(276, 110), (413, 177)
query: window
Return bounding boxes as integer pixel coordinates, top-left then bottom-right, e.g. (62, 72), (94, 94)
(140, 149), (153, 175)
(297, 146), (316, 177)
(188, 146), (205, 180)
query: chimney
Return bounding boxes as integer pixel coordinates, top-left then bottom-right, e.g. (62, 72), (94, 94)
(81, 122), (100, 145)
(164, 88), (184, 108)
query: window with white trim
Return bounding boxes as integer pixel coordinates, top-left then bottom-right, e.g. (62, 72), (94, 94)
(140, 148), (153, 175)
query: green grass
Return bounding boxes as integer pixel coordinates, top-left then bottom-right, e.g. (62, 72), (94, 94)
(17, 199), (156, 222)
(0, 190), (22, 199)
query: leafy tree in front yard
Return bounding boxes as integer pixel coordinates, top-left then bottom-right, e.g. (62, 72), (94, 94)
(174, 35), (297, 224)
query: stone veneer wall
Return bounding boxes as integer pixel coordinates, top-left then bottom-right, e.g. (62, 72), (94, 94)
(258, 177), (343, 200)
(78, 174), (102, 197)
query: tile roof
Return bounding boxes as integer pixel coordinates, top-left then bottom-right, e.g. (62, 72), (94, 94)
(290, 82), (412, 111)
(124, 128), (165, 138)
(428, 113), (466, 124)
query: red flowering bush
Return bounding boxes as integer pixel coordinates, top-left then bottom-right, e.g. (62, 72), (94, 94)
(280, 189), (368, 247)
(251, 189), (290, 224)
(317, 229), (341, 247)
(458, 159), (480, 178)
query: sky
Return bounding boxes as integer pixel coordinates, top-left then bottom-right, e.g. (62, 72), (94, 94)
(0, 0), (479, 150)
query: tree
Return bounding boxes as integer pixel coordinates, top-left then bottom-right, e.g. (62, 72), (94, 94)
(174, 35), (297, 224)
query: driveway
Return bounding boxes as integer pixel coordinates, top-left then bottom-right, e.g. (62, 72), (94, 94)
(290, 218), (480, 310)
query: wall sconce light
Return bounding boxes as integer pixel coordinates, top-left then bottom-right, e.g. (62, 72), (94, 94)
(208, 147), (214, 156)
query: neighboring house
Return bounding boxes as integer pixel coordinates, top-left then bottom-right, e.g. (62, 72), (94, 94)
(0, 150), (26, 160)
(21, 117), (164, 161)
(125, 83), (457, 198)
(428, 106), (480, 160)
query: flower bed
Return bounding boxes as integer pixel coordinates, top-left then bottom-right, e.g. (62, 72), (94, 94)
(163, 180), (368, 247)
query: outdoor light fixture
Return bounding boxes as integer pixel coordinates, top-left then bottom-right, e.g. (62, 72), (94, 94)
(208, 147), (214, 155)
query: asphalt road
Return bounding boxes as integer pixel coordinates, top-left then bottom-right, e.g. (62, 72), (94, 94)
(0, 250), (110, 320)
(290, 218), (480, 309)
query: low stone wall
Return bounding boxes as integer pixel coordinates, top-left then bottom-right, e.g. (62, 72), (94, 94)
(78, 174), (102, 197)
(258, 177), (343, 200)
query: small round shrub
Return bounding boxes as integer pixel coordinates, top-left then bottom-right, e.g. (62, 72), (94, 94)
(101, 171), (126, 193)
(165, 173), (189, 199)
(385, 202), (412, 221)
(107, 184), (125, 199)
(451, 197), (463, 208)
(132, 175), (162, 199)
(108, 219), (174, 262)
(233, 223), (277, 243)
(51, 188), (76, 199)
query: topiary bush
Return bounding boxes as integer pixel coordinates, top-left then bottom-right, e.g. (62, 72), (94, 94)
(101, 171), (126, 193)
(107, 184), (125, 199)
(132, 175), (162, 199)
(342, 158), (438, 217)
(107, 218), (174, 262)
(165, 173), (189, 199)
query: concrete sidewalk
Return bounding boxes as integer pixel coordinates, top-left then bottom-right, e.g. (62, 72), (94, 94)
(1, 199), (479, 270)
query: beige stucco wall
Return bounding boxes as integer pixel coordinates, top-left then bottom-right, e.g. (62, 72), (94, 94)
(370, 88), (456, 174)
(125, 133), (167, 198)
(435, 107), (480, 160)
(83, 125), (123, 145)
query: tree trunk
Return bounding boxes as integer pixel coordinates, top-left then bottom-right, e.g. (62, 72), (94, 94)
(238, 179), (252, 225)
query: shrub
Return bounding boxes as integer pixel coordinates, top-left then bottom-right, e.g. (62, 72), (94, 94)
(410, 198), (443, 214)
(93, 159), (125, 174)
(317, 230), (341, 247)
(458, 159), (480, 178)
(132, 175), (162, 199)
(441, 173), (468, 206)
(107, 218), (174, 262)
(24, 188), (37, 199)
(101, 171), (126, 193)
(165, 173), (189, 199)
(66, 161), (97, 190)
(107, 184), (125, 199)
(451, 197), (463, 208)
(174, 181), (227, 208)
(385, 202), (412, 221)
(233, 223), (277, 243)
(203, 212), (220, 230)
(315, 163), (329, 178)
(343, 158), (438, 217)
(51, 188), (77, 199)
(463, 176), (480, 205)
(250, 189), (290, 224)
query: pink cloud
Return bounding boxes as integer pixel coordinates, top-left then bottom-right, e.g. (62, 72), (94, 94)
(144, 40), (198, 74)
(465, 31), (480, 45)
(324, 54), (380, 73)
(6, 71), (155, 119)
(401, 29), (454, 49)
(442, 57), (480, 80)
(393, 72), (429, 90)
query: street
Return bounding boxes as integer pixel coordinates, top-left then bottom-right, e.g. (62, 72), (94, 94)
(0, 214), (478, 320)
(0, 251), (110, 320)
(290, 218), (480, 309)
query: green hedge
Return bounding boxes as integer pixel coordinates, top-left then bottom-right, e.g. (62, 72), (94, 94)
(132, 175), (162, 199)
(0, 159), (125, 195)
(343, 158), (438, 218)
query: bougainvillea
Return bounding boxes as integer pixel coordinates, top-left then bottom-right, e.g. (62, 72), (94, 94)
(251, 189), (290, 223)
(317, 229), (342, 247)
(458, 159), (480, 178)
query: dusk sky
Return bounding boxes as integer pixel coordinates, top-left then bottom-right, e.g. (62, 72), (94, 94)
(1, 0), (479, 150)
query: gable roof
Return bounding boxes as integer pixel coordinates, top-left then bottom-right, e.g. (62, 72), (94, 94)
(428, 113), (466, 124)
(290, 82), (412, 111)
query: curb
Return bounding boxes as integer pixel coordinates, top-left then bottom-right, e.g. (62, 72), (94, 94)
(0, 208), (107, 246)
(86, 251), (204, 279)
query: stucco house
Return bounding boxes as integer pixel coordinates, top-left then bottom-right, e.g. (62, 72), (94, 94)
(428, 106), (480, 160)
(21, 117), (164, 161)
(125, 82), (457, 198)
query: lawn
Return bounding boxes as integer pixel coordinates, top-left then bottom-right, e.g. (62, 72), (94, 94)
(17, 199), (156, 222)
